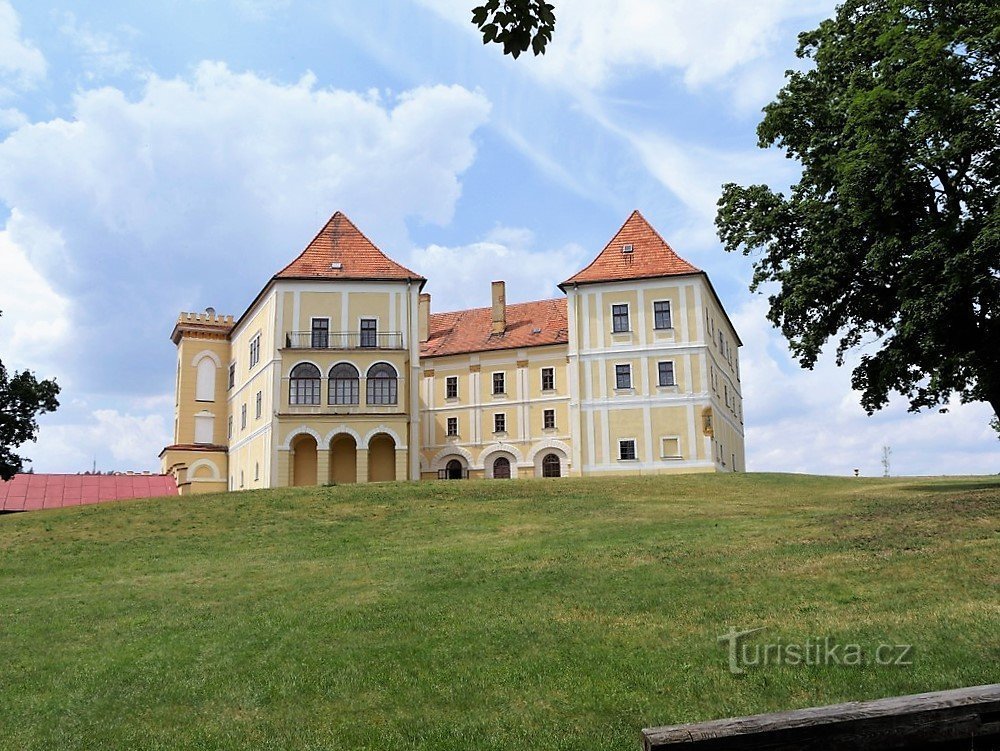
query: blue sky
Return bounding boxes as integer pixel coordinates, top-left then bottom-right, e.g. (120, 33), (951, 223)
(0, 0), (996, 476)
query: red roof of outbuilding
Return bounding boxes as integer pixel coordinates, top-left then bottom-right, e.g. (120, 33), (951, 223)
(421, 298), (568, 358)
(274, 211), (425, 283)
(0, 474), (178, 513)
(561, 210), (699, 288)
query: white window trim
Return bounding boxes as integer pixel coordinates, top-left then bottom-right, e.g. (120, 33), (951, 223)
(611, 302), (631, 334)
(446, 416), (459, 437)
(660, 435), (683, 459)
(445, 375), (459, 400)
(540, 366), (555, 391)
(618, 438), (638, 462)
(491, 370), (507, 397)
(493, 411), (507, 434)
(651, 299), (673, 330)
(656, 359), (677, 388)
(613, 362), (633, 391)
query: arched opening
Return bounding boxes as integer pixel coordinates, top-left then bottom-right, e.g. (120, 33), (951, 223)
(291, 433), (318, 486)
(368, 433), (396, 482)
(366, 362), (398, 405)
(492, 456), (511, 479)
(329, 434), (357, 484)
(542, 453), (561, 478)
(328, 363), (360, 405)
(446, 459), (464, 480)
(289, 363), (321, 405)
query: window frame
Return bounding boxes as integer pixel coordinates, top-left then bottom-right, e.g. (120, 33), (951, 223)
(492, 371), (506, 396)
(652, 300), (672, 330)
(493, 412), (506, 434)
(359, 317), (378, 348)
(541, 367), (555, 391)
(328, 362), (360, 405)
(310, 317), (330, 349)
(240, 403), (247, 430)
(445, 375), (458, 399)
(365, 362), (398, 405)
(657, 360), (676, 387)
(611, 303), (630, 333)
(615, 363), (632, 390)
(543, 408), (556, 430)
(446, 416), (458, 437)
(618, 439), (637, 461)
(228, 363), (235, 390)
(289, 362), (322, 405)
(249, 333), (261, 370)
(255, 390), (262, 419)
(660, 436), (682, 459)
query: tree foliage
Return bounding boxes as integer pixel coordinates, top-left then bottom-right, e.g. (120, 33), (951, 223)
(0, 312), (60, 480)
(716, 0), (1000, 430)
(471, 0), (555, 58)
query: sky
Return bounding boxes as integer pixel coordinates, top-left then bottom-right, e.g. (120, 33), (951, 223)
(0, 0), (996, 477)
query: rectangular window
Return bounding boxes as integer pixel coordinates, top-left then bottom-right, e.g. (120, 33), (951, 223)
(446, 376), (458, 399)
(657, 361), (675, 387)
(492, 372), (505, 395)
(311, 318), (329, 348)
(228, 416), (233, 440)
(360, 318), (377, 348)
(541, 367), (555, 391)
(543, 409), (555, 430)
(719, 331), (724, 351)
(661, 437), (681, 458)
(494, 413), (506, 433)
(653, 300), (672, 330)
(618, 439), (637, 461)
(615, 364), (632, 390)
(240, 403), (247, 430)
(612, 304), (629, 333)
(255, 390), (262, 419)
(228, 363), (235, 390)
(447, 417), (458, 436)
(249, 334), (261, 369)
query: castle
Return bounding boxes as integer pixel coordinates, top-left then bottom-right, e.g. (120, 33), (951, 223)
(160, 210), (745, 492)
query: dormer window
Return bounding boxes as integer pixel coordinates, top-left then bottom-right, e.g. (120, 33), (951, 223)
(622, 243), (633, 253)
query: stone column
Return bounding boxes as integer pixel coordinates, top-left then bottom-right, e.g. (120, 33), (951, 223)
(395, 448), (409, 483)
(316, 446), (330, 486)
(356, 448), (369, 484)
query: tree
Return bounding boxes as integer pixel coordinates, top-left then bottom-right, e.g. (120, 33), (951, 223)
(471, 0), (555, 58)
(716, 0), (1000, 433)
(0, 312), (60, 480)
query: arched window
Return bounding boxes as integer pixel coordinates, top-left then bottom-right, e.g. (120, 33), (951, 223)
(328, 362), (360, 405)
(542, 453), (561, 478)
(195, 356), (216, 401)
(366, 362), (398, 405)
(493, 456), (511, 479)
(289, 363), (321, 405)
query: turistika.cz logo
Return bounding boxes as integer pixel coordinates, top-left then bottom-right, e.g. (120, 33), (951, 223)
(717, 627), (914, 675)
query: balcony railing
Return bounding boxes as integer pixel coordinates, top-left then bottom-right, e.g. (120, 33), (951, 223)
(284, 331), (404, 350)
(279, 377), (405, 414)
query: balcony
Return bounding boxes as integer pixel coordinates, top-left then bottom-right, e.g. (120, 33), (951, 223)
(284, 331), (404, 350)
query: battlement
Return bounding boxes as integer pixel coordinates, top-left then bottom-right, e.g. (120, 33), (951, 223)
(170, 308), (234, 343)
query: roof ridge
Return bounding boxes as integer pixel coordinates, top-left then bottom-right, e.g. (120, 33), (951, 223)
(428, 296), (565, 319)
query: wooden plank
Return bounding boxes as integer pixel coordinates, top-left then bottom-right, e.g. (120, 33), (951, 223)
(642, 684), (1000, 750)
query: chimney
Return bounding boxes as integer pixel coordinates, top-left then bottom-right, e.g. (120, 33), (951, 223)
(491, 280), (506, 335)
(418, 293), (430, 342)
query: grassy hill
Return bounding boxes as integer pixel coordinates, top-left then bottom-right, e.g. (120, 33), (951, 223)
(1, 473), (998, 750)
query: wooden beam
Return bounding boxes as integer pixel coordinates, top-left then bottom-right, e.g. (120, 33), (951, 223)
(642, 684), (1000, 750)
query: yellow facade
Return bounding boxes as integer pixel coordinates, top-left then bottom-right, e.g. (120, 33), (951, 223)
(161, 210), (746, 491)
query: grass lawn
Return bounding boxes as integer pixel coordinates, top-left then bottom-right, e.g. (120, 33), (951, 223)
(1, 473), (998, 750)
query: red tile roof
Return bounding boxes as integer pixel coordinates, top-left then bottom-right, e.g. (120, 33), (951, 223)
(0, 474), (178, 513)
(274, 211), (426, 283)
(561, 210), (699, 288)
(421, 298), (568, 358)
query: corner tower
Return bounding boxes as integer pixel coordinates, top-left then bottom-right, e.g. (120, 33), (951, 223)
(560, 210), (745, 474)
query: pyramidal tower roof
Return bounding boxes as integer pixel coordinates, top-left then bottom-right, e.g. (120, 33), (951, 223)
(561, 210), (699, 288)
(274, 211), (425, 283)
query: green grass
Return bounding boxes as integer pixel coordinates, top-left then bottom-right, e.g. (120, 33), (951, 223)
(1, 473), (998, 750)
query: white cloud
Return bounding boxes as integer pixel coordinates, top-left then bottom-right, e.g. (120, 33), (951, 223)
(734, 297), (1000, 476)
(25, 403), (171, 472)
(0, 227), (72, 373)
(0, 0), (45, 96)
(418, 0), (832, 93)
(57, 12), (141, 80)
(0, 63), (491, 395)
(408, 226), (587, 311)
